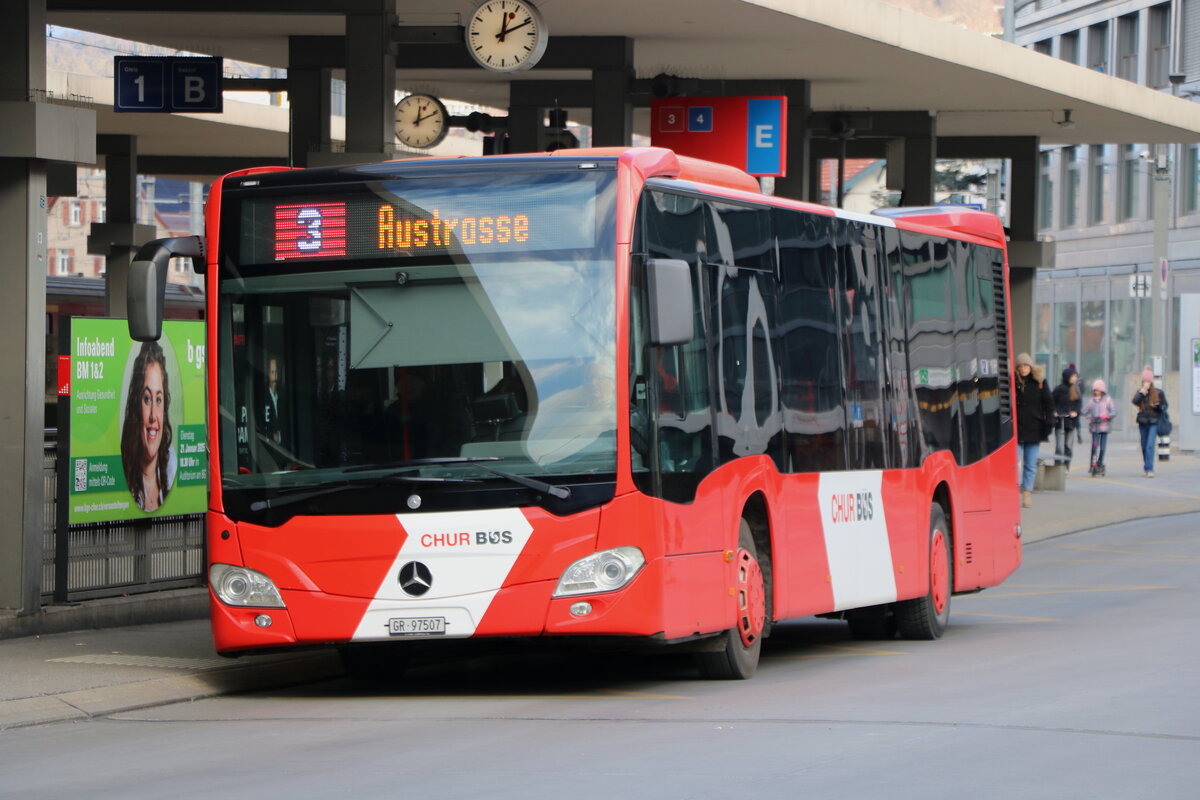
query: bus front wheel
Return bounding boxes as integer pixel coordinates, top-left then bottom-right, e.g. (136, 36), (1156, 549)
(895, 503), (952, 640)
(696, 519), (766, 680)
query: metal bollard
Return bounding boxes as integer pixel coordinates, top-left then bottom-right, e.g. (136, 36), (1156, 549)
(1157, 434), (1170, 462)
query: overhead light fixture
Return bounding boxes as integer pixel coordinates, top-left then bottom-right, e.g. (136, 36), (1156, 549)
(1057, 109), (1075, 130)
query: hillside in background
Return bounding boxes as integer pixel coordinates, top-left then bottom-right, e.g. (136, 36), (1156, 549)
(879, 0), (1003, 34)
(47, 26), (276, 79)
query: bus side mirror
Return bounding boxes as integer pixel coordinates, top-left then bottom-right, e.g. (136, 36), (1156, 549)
(128, 236), (204, 342)
(646, 258), (693, 346)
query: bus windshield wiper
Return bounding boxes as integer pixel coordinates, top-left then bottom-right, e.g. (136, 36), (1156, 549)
(471, 463), (571, 500)
(343, 456), (570, 499)
(342, 456), (502, 473)
(246, 472), (481, 512)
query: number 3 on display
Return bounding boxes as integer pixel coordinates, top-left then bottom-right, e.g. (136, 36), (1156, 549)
(296, 207), (323, 252)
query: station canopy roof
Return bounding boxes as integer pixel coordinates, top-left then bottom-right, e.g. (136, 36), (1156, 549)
(48, 0), (1200, 164)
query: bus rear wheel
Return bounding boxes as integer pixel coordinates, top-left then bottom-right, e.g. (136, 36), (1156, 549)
(895, 503), (952, 640)
(696, 519), (767, 680)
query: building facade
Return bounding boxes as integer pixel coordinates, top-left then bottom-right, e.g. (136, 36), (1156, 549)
(1015, 0), (1200, 439)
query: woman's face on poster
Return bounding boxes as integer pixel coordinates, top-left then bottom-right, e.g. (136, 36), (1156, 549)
(140, 361), (165, 465)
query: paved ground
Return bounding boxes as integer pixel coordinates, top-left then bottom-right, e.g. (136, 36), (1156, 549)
(2, 441), (1197, 731)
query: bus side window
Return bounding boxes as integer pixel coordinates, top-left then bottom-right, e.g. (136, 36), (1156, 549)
(632, 189), (714, 502)
(706, 200), (781, 466)
(776, 209), (845, 473)
(837, 217), (887, 471)
(902, 231), (955, 457)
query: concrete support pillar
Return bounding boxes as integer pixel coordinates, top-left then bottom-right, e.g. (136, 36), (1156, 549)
(288, 37), (332, 167)
(773, 81), (811, 202)
(1009, 266), (1036, 361)
(1009, 137), (1039, 244)
(92, 135), (155, 318)
(0, 0), (47, 612)
(590, 38), (633, 147)
(506, 101), (543, 154)
(807, 156), (824, 204)
(1008, 136), (1041, 358)
(900, 115), (937, 206)
(344, 10), (396, 159)
(591, 66), (632, 147)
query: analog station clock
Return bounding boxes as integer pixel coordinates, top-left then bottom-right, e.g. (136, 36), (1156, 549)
(466, 0), (549, 73)
(394, 93), (449, 149)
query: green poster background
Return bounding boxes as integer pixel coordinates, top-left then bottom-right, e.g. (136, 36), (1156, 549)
(68, 318), (208, 523)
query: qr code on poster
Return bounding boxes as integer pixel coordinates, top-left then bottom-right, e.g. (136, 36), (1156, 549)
(74, 458), (87, 492)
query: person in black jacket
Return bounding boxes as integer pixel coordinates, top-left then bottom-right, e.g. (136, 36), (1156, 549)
(1051, 366), (1082, 472)
(1132, 367), (1167, 478)
(1014, 353), (1053, 508)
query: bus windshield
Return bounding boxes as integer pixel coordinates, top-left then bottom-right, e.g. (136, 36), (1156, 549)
(215, 166), (618, 510)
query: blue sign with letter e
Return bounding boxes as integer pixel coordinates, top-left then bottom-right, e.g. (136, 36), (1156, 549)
(746, 98), (784, 176)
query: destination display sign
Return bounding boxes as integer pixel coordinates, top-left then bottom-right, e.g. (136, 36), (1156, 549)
(234, 174), (606, 266)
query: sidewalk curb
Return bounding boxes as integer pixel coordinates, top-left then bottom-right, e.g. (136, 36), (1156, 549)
(1024, 506), (1200, 545)
(0, 588), (209, 641)
(0, 649), (343, 731)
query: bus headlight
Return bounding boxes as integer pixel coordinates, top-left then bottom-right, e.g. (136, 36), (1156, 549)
(553, 547), (645, 597)
(210, 564), (286, 608)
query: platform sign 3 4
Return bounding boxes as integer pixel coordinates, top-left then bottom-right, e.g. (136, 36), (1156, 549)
(650, 96), (787, 177)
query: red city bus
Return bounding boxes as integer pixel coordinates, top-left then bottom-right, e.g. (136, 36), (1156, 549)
(128, 147), (1020, 679)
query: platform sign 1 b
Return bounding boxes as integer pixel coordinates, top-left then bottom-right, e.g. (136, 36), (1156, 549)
(114, 56), (223, 113)
(650, 96), (787, 177)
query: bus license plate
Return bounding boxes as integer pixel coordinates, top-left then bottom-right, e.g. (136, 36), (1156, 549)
(388, 616), (446, 636)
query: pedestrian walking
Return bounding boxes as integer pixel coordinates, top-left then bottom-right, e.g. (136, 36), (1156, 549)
(1051, 366), (1081, 472)
(1132, 367), (1167, 477)
(1014, 353), (1052, 508)
(1081, 379), (1115, 476)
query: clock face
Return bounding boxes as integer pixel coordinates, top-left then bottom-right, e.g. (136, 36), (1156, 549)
(394, 94), (449, 149)
(466, 0), (548, 73)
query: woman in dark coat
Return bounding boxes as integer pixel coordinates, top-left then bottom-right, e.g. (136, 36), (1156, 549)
(1051, 366), (1082, 471)
(1132, 367), (1167, 478)
(1014, 353), (1053, 508)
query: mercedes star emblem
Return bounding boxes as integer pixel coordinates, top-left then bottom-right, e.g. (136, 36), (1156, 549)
(398, 561), (433, 596)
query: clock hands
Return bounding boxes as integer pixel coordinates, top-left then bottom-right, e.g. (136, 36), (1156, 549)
(499, 18), (532, 39)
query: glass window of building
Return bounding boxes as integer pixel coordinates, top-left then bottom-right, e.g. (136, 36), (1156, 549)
(1121, 145), (1143, 220)
(1034, 39), (1052, 56)
(1080, 285), (1106, 389)
(1109, 291), (1137, 405)
(1059, 31), (1079, 65)
(1116, 14), (1139, 82)
(1054, 299), (1078, 377)
(1039, 151), (1055, 230)
(1088, 22), (1109, 73)
(1182, 0), (1200, 82)
(1148, 4), (1171, 88)
(1062, 146), (1081, 227)
(1090, 145), (1113, 225)
(1186, 145), (1200, 214)
(1035, 300), (1053, 368)
(1138, 296), (1153, 371)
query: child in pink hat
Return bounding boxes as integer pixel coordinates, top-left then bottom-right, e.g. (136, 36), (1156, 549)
(1081, 379), (1115, 476)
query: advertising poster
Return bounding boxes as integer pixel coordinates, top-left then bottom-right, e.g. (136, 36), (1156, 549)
(66, 318), (207, 524)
